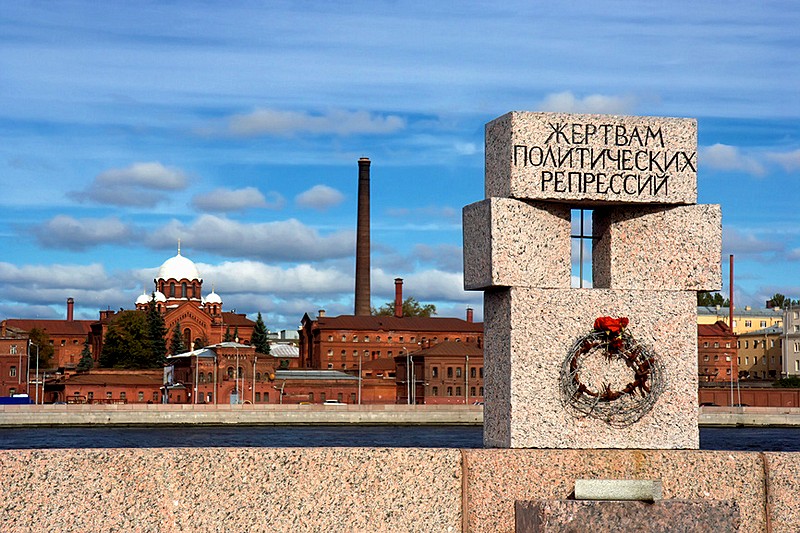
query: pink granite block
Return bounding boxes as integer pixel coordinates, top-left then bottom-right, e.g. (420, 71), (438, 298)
(486, 112), (697, 205)
(463, 198), (571, 290)
(593, 204), (722, 291)
(764, 453), (800, 532)
(483, 287), (698, 449)
(464, 449), (765, 533)
(0, 447), (462, 532)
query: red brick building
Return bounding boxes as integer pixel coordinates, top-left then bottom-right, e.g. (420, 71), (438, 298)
(698, 321), (738, 383)
(0, 325), (29, 397)
(299, 311), (483, 372)
(395, 341), (484, 404)
(2, 298), (93, 371)
(91, 250), (256, 361)
(61, 370), (163, 404)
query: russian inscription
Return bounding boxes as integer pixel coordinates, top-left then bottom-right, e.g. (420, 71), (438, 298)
(512, 121), (696, 199)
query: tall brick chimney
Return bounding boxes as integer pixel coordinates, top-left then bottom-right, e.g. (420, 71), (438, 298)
(67, 297), (74, 321)
(394, 278), (403, 318)
(354, 157), (371, 316)
(466, 306), (473, 323)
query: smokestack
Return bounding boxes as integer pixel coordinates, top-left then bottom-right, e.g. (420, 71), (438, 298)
(394, 278), (403, 318)
(466, 306), (474, 323)
(67, 298), (74, 321)
(729, 254), (734, 330)
(318, 309), (326, 318)
(354, 157), (371, 316)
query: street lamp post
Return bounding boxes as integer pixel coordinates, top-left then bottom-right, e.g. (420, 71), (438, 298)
(358, 351), (362, 405)
(30, 342), (39, 405)
(465, 355), (469, 405)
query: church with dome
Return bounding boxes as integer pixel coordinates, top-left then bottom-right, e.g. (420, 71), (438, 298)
(127, 247), (255, 352)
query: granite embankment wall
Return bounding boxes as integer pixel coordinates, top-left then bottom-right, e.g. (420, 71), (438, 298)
(0, 404), (483, 427)
(1, 447), (799, 531)
(1, 404), (800, 427)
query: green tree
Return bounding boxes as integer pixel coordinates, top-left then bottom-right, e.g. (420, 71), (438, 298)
(373, 297), (437, 318)
(697, 292), (728, 307)
(766, 293), (800, 308)
(147, 297), (167, 366)
(169, 321), (186, 355)
(233, 326), (240, 342)
(252, 312), (271, 354)
(76, 341), (93, 372)
(99, 311), (153, 369)
(223, 326), (233, 342)
(28, 328), (55, 368)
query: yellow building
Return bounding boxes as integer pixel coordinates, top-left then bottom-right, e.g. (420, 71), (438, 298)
(697, 306), (783, 335)
(737, 326), (782, 380)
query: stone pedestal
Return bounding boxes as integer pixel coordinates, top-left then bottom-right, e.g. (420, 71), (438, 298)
(466, 111), (721, 449)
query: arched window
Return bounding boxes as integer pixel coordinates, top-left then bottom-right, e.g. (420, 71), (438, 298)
(238, 367), (243, 378)
(169, 282), (175, 296)
(256, 372), (261, 381)
(227, 367), (234, 378)
(208, 372), (213, 382)
(199, 373), (205, 384)
(183, 328), (191, 350)
(181, 282), (187, 298)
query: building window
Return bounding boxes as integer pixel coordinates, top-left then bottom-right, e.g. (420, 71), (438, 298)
(10, 345), (16, 355)
(470, 386), (476, 397)
(120, 392), (126, 401)
(470, 367), (476, 378)
(364, 336), (369, 342)
(328, 335), (333, 342)
(745, 357), (749, 365)
(726, 368), (731, 375)
(181, 282), (187, 298)
(432, 367), (439, 378)
(327, 363), (333, 369)
(353, 335), (358, 342)
(350, 393), (356, 403)
(703, 356), (709, 362)
(327, 349), (333, 357)
(432, 387), (438, 396)
(308, 392), (314, 402)
(771, 340), (775, 348)
(321, 393), (326, 402)
(376, 336), (381, 343)
(479, 387), (484, 396)
(255, 392), (261, 402)
(238, 367), (243, 378)
(761, 321), (767, 327)
(337, 393), (343, 402)
(456, 367), (462, 378)
(754, 341), (759, 349)
(227, 367), (234, 378)
(726, 342), (731, 348)
(208, 372), (213, 383)
(9, 366), (16, 377)
(256, 373), (261, 381)
(199, 373), (205, 384)
(264, 392), (269, 403)
(745, 341), (749, 349)
(341, 335), (346, 342)
(88, 392), (94, 401)
(713, 342), (719, 348)
(446, 387), (453, 396)
(456, 387), (461, 396)
(106, 392), (112, 399)
(153, 392), (159, 402)
(447, 367), (453, 378)
(737, 341), (740, 348)
(138, 392), (144, 402)
(61, 339), (66, 346)
(714, 355), (719, 361)
(170, 282), (175, 296)
(704, 342), (709, 348)
(479, 367), (483, 378)
(745, 320), (752, 328)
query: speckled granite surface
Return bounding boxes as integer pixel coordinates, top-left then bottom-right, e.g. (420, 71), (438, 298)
(483, 288), (698, 449)
(485, 112), (697, 205)
(463, 198), (571, 290)
(464, 449), (764, 533)
(764, 452), (800, 532)
(593, 204), (722, 291)
(515, 499), (740, 532)
(0, 448), (462, 532)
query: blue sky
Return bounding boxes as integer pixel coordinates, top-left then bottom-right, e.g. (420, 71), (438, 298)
(1, 1), (799, 331)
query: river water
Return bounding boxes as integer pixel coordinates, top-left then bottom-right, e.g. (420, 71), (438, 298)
(1, 426), (799, 451)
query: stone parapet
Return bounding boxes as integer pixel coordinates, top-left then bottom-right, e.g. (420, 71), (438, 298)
(462, 198), (571, 290)
(1, 447), (798, 532)
(485, 111), (697, 205)
(592, 203), (722, 291)
(483, 287), (698, 449)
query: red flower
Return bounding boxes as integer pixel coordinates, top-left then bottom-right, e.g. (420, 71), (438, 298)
(594, 316), (629, 334)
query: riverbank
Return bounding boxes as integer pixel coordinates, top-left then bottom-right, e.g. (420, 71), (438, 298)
(0, 403), (483, 427)
(3, 404), (800, 427)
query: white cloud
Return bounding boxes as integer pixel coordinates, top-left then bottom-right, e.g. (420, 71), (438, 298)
(295, 185), (345, 211)
(196, 260), (353, 295)
(723, 227), (784, 256)
(536, 91), (637, 115)
(191, 187), (284, 212)
(69, 162), (189, 207)
(373, 268), (472, 302)
(413, 244), (463, 272)
(700, 144), (766, 177)
(227, 108), (406, 137)
(147, 215), (354, 262)
(767, 148), (800, 172)
(32, 215), (135, 250)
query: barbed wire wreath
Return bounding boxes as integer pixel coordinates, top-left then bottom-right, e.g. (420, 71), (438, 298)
(559, 317), (665, 427)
